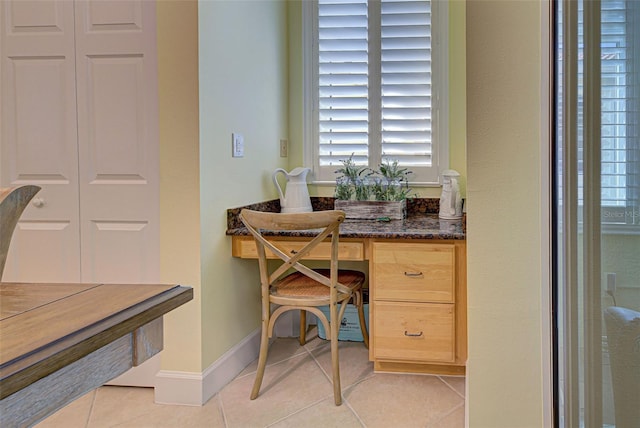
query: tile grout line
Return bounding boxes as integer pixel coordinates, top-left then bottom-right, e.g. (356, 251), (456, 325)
(437, 375), (466, 400)
(424, 401), (465, 428)
(221, 338), (334, 428)
(217, 393), (229, 428)
(342, 378), (373, 428)
(85, 389), (97, 428)
(306, 341), (371, 427)
(262, 342), (336, 428)
(233, 349), (315, 381)
(263, 395), (333, 428)
(306, 340), (334, 385)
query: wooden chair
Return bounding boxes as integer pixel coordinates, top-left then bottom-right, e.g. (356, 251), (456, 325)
(0, 185), (41, 281)
(240, 209), (368, 406)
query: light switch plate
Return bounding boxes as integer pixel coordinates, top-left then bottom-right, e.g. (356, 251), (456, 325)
(279, 139), (288, 157)
(232, 133), (244, 157)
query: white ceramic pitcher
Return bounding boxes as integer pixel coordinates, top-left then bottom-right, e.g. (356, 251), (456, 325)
(439, 169), (463, 220)
(272, 167), (313, 213)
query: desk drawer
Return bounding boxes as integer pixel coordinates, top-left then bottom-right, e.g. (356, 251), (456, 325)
(373, 301), (455, 363)
(372, 242), (454, 302)
(233, 237), (365, 261)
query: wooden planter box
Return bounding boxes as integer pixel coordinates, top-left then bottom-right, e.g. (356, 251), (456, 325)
(334, 199), (406, 220)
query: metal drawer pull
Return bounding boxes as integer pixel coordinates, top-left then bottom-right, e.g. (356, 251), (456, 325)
(404, 271), (423, 277)
(404, 330), (423, 337)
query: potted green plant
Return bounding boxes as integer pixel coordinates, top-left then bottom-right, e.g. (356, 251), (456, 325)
(333, 155), (372, 202)
(370, 159), (414, 202)
(334, 155), (413, 219)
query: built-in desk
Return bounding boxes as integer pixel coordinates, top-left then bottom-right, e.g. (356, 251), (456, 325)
(227, 198), (466, 375)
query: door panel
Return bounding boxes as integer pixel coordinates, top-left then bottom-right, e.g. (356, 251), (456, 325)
(4, 1), (71, 53)
(0, 0), (80, 282)
(86, 1), (143, 31)
(75, 0), (159, 284)
(1, 0), (159, 385)
(76, 0), (160, 385)
(87, 220), (155, 284)
(84, 56), (148, 182)
(6, 221), (79, 283)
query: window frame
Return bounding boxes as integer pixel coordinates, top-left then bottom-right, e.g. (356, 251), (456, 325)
(302, 0), (449, 186)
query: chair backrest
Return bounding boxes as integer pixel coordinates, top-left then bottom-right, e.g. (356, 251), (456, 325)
(0, 185), (41, 280)
(239, 209), (350, 294)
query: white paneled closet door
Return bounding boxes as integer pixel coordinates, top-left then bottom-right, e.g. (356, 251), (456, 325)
(74, 0), (159, 284)
(1, 0), (159, 385)
(0, 1), (82, 282)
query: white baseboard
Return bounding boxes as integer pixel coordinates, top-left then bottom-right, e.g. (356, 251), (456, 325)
(107, 352), (161, 387)
(154, 370), (204, 406)
(154, 327), (261, 406)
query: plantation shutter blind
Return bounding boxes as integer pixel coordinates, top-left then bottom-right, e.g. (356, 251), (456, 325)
(380, 0), (432, 166)
(318, 0), (369, 167)
(317, 0), (434, 171)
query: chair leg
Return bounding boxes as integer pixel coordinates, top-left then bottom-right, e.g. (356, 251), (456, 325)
(250, 317), (270, 400)
(356, 291), (369, 349)
(299, 310), (307, 346)
(330, 304), (343, 406)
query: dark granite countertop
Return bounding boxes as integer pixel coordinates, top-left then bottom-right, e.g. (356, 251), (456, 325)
(226, 197), (466, 241)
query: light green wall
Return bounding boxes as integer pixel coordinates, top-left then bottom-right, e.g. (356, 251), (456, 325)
(287, 0), (467, 199)
(158, 0), (289, 373)
(198, 0), (289, 366)
(466, 1), (546, 426)
(288, 1), (305, 170)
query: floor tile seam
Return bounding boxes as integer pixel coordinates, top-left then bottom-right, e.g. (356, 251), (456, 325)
(423, 401), (465, 428)
(233, 350), (314, 381)
(303, 339), (330, 354)
(89, 390), (166, 428)
(307, 343), (333, 383)
(341, 373), (462, 428)
(308, 345), (377, 421)
(342, 369), (376, 393)
(436, 375), (466, 399)
(104, 413), (151, 428)
(307, 342), (376, 390)
(306, 342), (364, 411)
(341, 395), (368, 428)
(338, 369), (379, 425)
(220, 351), (333, 427)
(217, 394), (229, 428)
(108, 418), (141, 428)
(232, 336), (327, 382)
(85, 390), (98, 428)
(262, 395), (335, 428)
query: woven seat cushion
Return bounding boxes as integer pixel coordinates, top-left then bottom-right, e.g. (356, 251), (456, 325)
(271, 269), (365, 298)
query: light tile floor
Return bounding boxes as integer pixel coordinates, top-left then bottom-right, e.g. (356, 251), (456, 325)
(36, 329), (465, 428)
